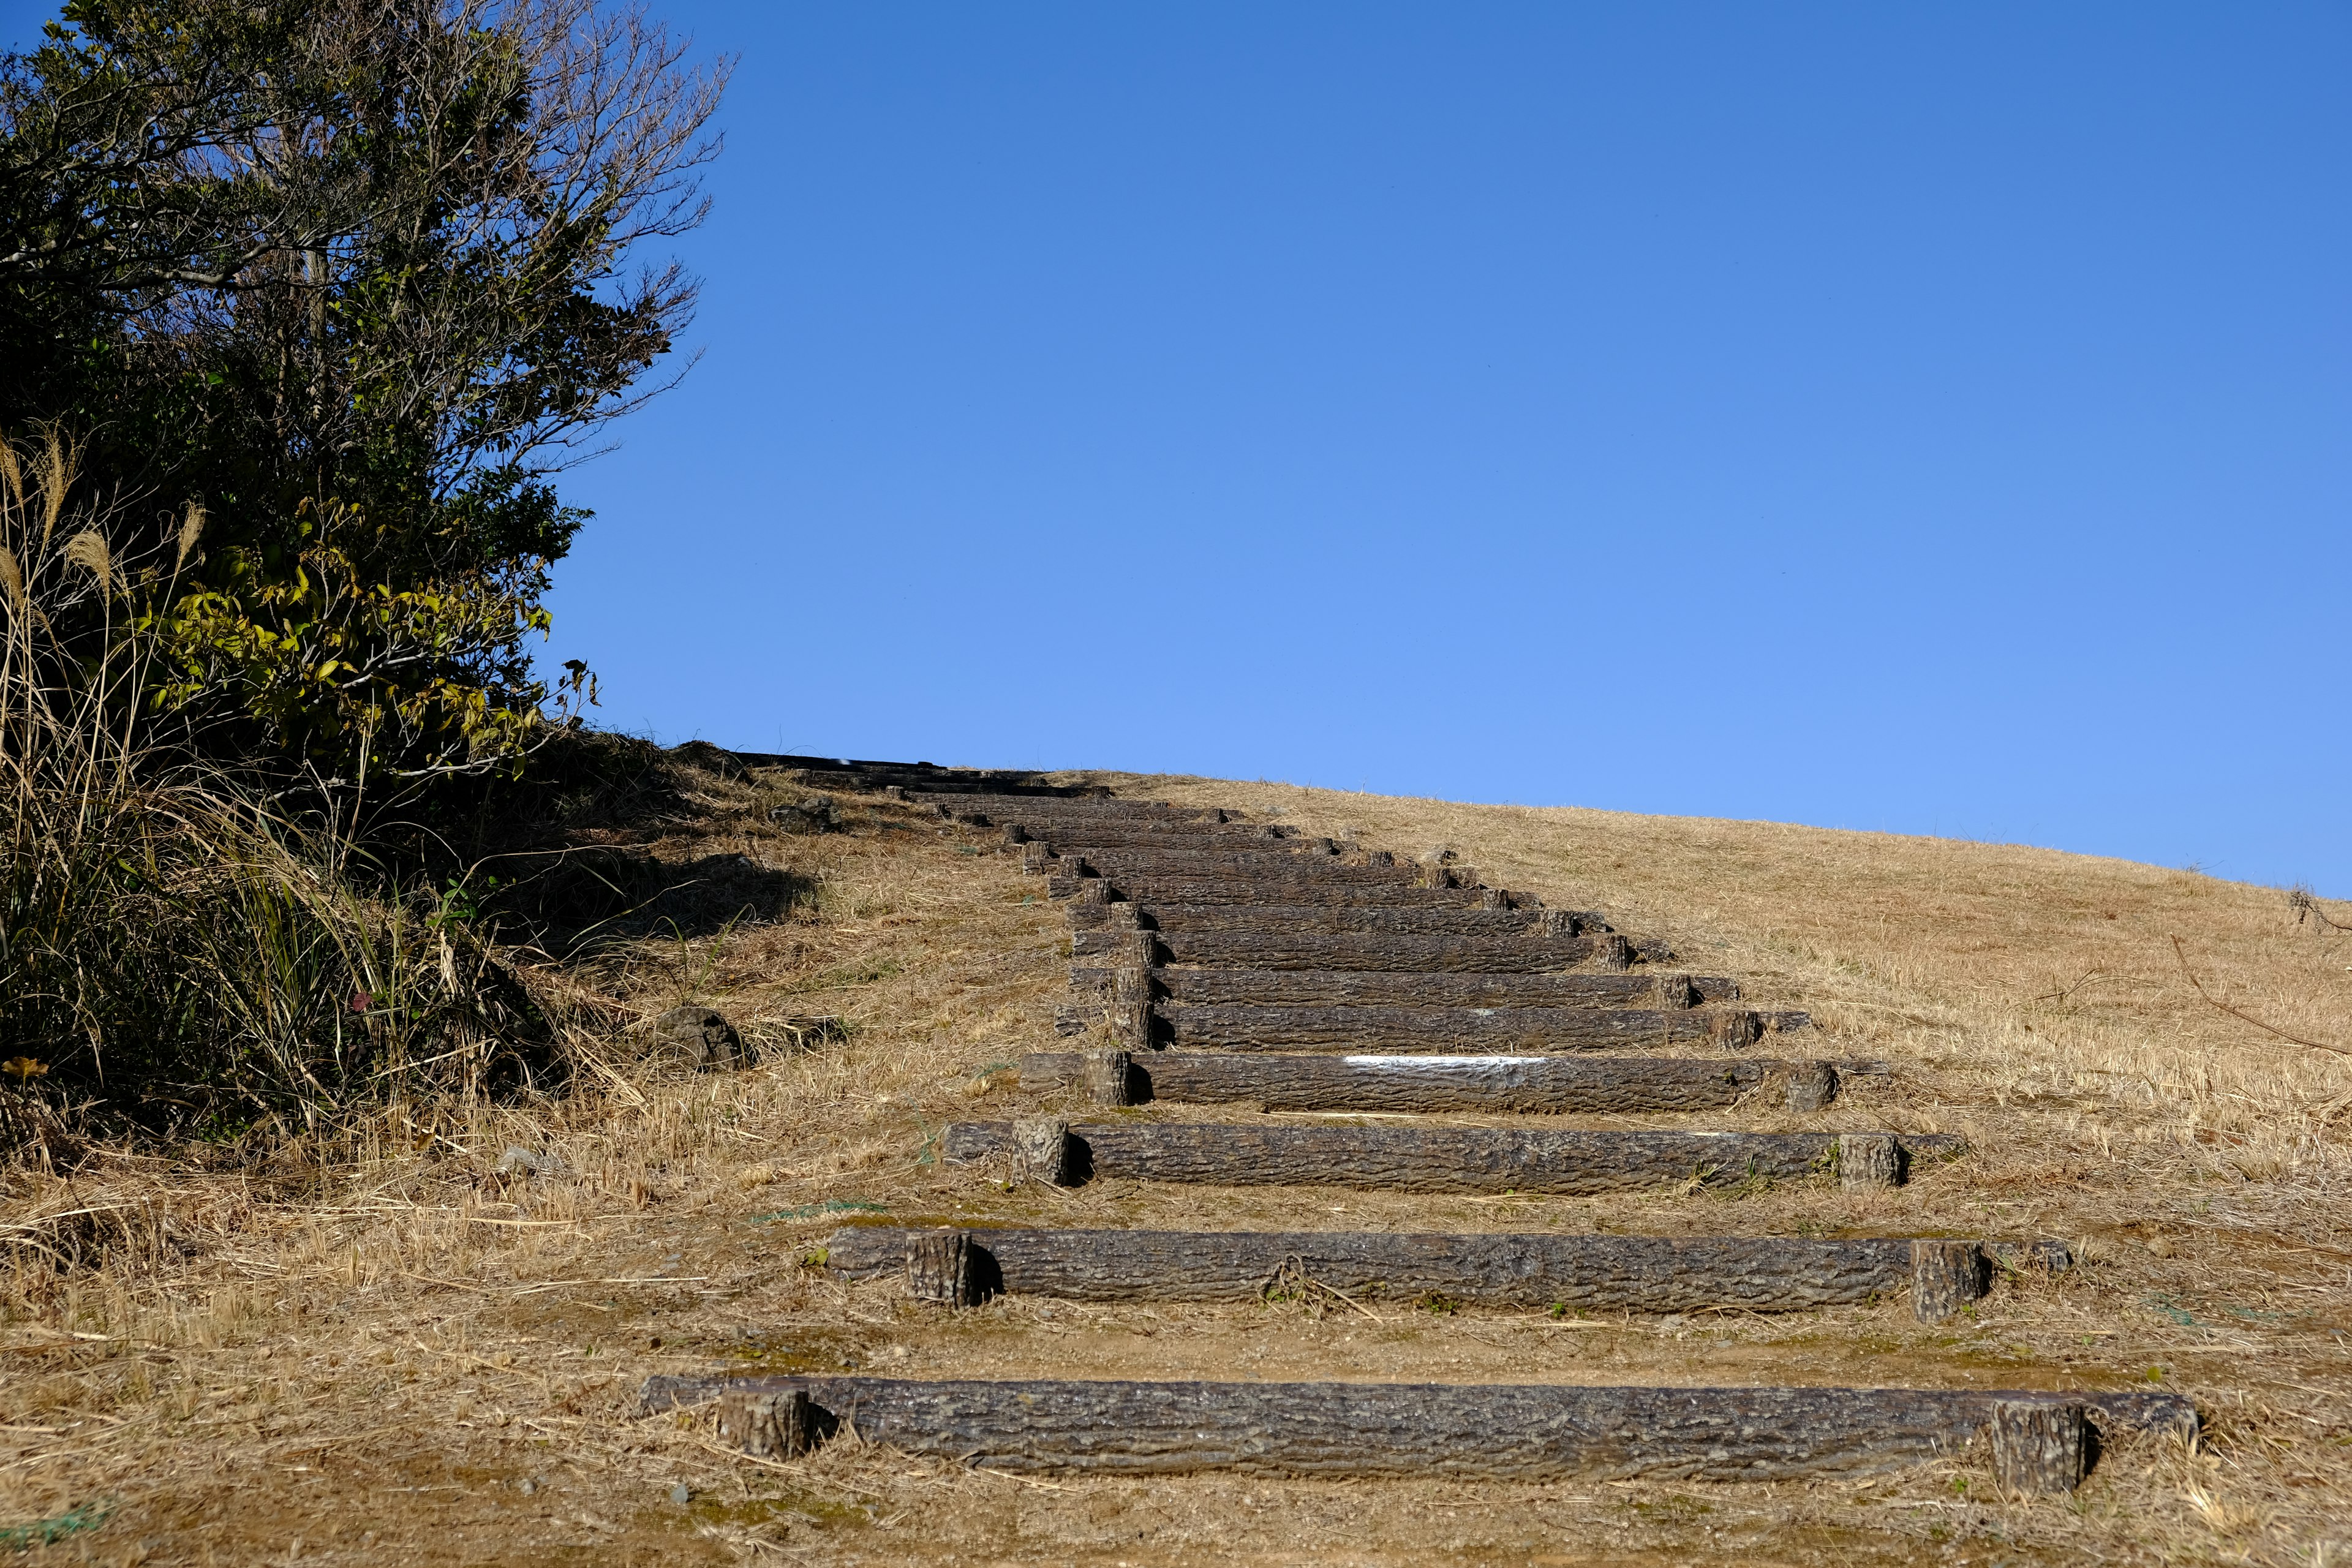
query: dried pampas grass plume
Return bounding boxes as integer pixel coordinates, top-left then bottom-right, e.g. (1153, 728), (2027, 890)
(176, 502), (206, 570)
(62, 529), (121, 595)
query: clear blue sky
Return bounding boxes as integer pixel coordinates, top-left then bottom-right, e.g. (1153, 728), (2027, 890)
(10, 4), (2348, 891)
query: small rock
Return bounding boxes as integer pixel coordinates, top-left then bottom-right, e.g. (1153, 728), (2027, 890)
(670, 1483), (693, 1506)
(517, 1478), (537, 1496)
(652, 1005), (743, 1069)
(767, 791), (837, 835)
(495, 1146), (567, 1178)
(2145, 1235), (2176, 1258)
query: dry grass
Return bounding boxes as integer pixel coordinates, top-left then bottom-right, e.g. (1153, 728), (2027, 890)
(2, 761), (2348, 1566)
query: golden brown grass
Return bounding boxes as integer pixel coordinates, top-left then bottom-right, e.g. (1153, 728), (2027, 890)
(3, 760), (2348, 1566)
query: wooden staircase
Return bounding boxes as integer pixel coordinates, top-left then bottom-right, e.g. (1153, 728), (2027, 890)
(644, 777), (2196, 1498)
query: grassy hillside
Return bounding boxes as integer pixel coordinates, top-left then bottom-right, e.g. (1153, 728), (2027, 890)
(2, 757), (2345, 1565)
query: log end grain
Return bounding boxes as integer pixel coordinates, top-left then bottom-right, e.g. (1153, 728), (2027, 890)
(907, 1230), (981, 1307)
(1839, 1133), (1902, 1190)
(1012, 1116), (1076, 1186)
(1784, 1061), (1839, 1112)
(1910, 1239), (1991, 1323)
(1987, 1400), (2092, 1494)
(1082, 1048), (1136, 1107)
(713, 1388), (819, 1459)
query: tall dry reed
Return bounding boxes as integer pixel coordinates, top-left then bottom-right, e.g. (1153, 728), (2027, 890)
(0, 431), (548, 1148)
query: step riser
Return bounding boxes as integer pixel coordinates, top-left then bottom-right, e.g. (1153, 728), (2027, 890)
(1072, 968), (1731, 1006)
(944, 1122), (1962, 1194)
(1068, 967), (1734, 1008)
(644, 1376), (2194, 1482)
(1017, 1050), (1846, 1112)
(1014, 827), (1317, 851)
(1054, 1003), (1809, 1050)
(1072, 930), (1672, 973)
(929, 797), (1215, 821)
(823, 1228), (2072, 1310)
(1052, 853), (1428, 884)
(1065, 906), (1608, 938)
(1051, 878), (1511, 909)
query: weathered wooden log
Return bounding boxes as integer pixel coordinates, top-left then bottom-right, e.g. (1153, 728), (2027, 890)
(712, 1387), (820, 1458)
(1596, 934), (1634, 971)
(943, 1121), (1962, 1194)
(1068, 967), (1737, 1009)
(905, 1231), (980, 1307)
(1063, 1002), (1812, 1052)
(1016, 826), (1310, 852)
(640, 1376), (2195, 1482)
(1840, 1133), (1902, 1191)
(1988, 1400), (2094, 1495)
(1785, 1061), (1839, 1112)
(822, 1226), (2074, 1310)
(1062, 905), (1608, 940)
(1911, 1240), (1991, 1323)
(1052, 877), (1509, 909)
(1053, 850), (1426, 884)
(924, 795), (1206, 820)
(1016, 1051), (1864, 1112)
(1011, 1117), (1074, 1185)
(1081, 1047), (1135, 1106)
(1071, 929), (1665, 973)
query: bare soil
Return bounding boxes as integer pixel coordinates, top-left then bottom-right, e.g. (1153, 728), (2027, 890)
(4, 761), (2347, 1565)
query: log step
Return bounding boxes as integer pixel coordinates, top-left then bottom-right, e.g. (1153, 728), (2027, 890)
(1052, 851), (1427, 884)
(1072, 929), (1672, 973)
(725, 755), (1098, 797)
(1055, 1002), (1812, 1051)
(1050, 877), (1516, 909)
(1011, 825), (1317, 852)
(644, 1374), (2195, 1483)
(1017, 1050), (1867, 1112)
(1064, 904), (1608, 938)
(821, 1227), (2072, 1313)
(930, 796), (1216, 822)
(942, 1121), (1963, 1194)
(1068, 967), (1736, 1008)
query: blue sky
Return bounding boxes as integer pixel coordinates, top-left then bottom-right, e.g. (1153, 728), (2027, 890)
(10, 4), (2348, 890)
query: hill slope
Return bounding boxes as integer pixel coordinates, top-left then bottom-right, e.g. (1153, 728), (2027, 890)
(2, 757), (2345, 1565)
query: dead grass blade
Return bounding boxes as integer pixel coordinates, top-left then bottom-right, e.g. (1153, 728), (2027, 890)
(2171, 935), (2352, 1057)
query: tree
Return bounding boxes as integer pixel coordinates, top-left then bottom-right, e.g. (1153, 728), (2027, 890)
(0, 0), (728, 775)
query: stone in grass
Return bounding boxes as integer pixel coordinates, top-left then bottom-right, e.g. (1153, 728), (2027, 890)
(652, 1005), (744, 1070)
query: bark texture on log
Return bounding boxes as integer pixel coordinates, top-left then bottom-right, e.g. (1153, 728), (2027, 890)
(1016, 1051), (1841, 1113)
(1066, 968), (1739, 1009)
(931, 797), (1208, 821)
(1911, 1240), (1992, 1323)
(1785, 1062), (1839, 1112)
(1143, 1003), (1811, 1052)
(943, 1121), (1962, 1194)
(1841, 1134), (1902, 1191)
(1063, 905), (1608, 940)
(640, 1376), (2195, 1481)
(1021, 827), (1305, 852)
(823, 1226), (2074, 1308)
(712, 1389), (819, 1458)
(1082, 1048), (1135, 1107)
(1072, 930), (1640, 973)
(1012, 1117), (1074, 1186)
(1054, 851), (1428, 884)
(1988, 1400), (2093, 1495)
(1050, 878), (1509, 908)
(905, 1232), (979, 1307)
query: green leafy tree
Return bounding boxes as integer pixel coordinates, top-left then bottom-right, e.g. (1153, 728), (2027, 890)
(0, 0), (728, 775)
